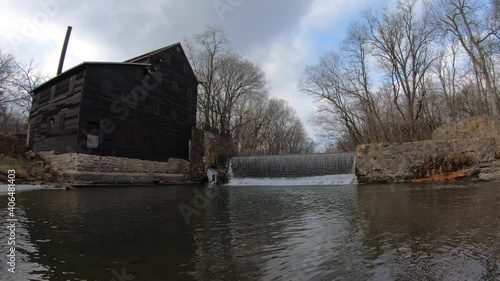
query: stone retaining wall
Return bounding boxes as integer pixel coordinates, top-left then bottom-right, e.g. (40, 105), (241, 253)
(356, 138), (497, 183)
(189, 128), (235, 182)
(37, 151), (190, 184)
(432, 116), (500, 157)
(38, 151), (189, 174)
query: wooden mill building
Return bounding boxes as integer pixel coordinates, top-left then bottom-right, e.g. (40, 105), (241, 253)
(28, 43), (198, 161)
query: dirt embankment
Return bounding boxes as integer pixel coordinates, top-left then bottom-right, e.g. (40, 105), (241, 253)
(0, 133), (62, 186)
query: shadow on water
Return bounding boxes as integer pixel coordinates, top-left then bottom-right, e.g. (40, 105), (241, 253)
(0, 185), (199, 281)
(0, 182), (498, 280)
(353, 183), (500, 281)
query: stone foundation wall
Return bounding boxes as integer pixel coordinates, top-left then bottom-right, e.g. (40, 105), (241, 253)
(190, 128), (235, 182)
(356, 138), (497, 183)
(38, 151), (189, 174)
(37, 151), (190, 184)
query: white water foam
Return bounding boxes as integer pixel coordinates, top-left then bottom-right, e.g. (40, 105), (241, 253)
(227, 174), (358, 186)
(207, 168), (218, 185)
(0, 185), (54, 195)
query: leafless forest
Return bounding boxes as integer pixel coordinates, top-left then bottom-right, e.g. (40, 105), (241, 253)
(0, 50), (46, 133)
(301, 0), (499, 150)
(1, 0), (498, 154)
(186, 26), (315, 155)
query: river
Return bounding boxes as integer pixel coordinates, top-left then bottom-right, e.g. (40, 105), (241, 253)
(0, 182), (499, 280)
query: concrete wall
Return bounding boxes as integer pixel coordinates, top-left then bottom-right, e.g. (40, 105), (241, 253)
(356, 138), (497, 183)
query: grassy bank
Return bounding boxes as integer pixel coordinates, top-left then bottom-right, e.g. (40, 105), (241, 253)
(0, 133), (60, 185)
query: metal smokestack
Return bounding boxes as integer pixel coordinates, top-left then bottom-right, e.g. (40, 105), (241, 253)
(57, 26), (72, 75)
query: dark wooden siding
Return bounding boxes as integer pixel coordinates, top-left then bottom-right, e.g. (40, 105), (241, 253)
(77, 49), (197, 161)
(29, 69), (85, 153)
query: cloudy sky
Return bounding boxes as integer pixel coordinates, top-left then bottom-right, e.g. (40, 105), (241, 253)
(0, 0), (393, 143)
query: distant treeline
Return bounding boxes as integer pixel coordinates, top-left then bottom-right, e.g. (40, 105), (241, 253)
(0, 51), (46, 134)
(300, 0), (499, 150)
(186, 26), (315, 155)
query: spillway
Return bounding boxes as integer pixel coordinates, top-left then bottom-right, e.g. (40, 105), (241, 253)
(228, 153), (357, 186)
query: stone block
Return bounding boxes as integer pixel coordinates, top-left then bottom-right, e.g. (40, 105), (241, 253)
(356, 138), (496, 183)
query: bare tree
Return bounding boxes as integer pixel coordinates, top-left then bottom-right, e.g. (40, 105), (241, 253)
(215, 54), (268, 135)
(10, 59), (47, 119)
(0, 50), (46, 133)
(432, 0), (499, 115)
(186, 26), (268, 138)
(185, 25), (230, 130)
(186, 26), (313, 155)
(341, 22), (388, 142)
(300, 50), (374, 149)
(433, 38), (461, 121)
(235, 98), (313, 155)
(366, 0), (439, 140)
(0, 50), (16, 107)
(302, 0), (499, 148)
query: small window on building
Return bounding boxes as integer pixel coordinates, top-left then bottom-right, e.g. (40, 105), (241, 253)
(176, 46), (181, 53)
(183, 63), (189, 74)
(47, 117), (55, 133)
(58, 112), (66, 130)
(87, 134), (99, 149)
(86, 121), (100, 149)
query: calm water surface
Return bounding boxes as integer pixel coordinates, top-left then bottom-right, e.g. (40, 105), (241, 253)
(0, 182), (499, 281)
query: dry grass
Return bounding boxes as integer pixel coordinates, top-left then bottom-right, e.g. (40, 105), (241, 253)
(0, 133), (60, 184)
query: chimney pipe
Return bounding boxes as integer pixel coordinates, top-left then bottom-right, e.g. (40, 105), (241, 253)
(57, 26), (72, 75)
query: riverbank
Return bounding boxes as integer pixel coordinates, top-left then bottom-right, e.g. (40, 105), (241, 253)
(0, 184), (62, 195)
(0, 132), (61, 186)
(357, 116), (500, 183)
(0, 155), (64, 186)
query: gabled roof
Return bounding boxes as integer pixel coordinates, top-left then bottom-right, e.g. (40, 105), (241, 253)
(124, 42), (199, 83)
(32, 61), (151, 93)
(33, 42), (198, 93)
(124, 42), (181, 63)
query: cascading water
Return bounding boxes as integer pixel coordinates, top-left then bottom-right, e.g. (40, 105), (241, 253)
(228, 153), (357, 186)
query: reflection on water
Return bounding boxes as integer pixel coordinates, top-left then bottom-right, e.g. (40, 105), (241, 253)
(0, 183), (498, 280)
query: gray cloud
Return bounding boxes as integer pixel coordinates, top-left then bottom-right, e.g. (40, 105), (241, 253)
(1, 0), (392, 142)
(19, 0), (311, 61)
(213, 0), (311, 51)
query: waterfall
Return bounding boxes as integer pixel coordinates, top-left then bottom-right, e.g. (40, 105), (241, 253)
(207, 168), (218, 185)
(228, 153), (357, 186)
